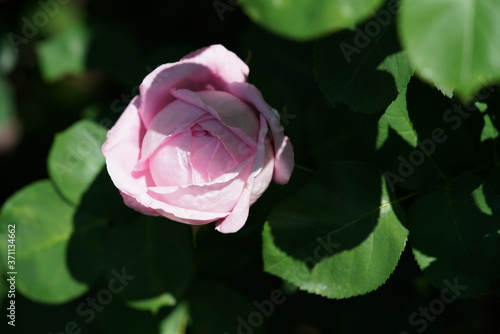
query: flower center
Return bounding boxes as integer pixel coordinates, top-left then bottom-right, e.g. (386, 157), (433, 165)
(190, 124), (211, 138)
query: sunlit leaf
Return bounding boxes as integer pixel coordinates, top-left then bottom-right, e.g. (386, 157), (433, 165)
(263, 162), (408, 299)
(242, 0), (387, 40)
(399, 0), (500, 100)
(47, 119), (107, 205)
(0, 181), (88, 304)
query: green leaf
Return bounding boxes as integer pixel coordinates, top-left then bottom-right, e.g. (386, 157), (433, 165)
(0, 76), (14, 125)
(159, 302), (190, 334)
(399, 0), (500, 100)
(314, 18), (412, 113)
(66, 168), (136, 286)
(241, 0), (387, 40)
(481, 106), (500, 164)
(263, 162), (408, 299)
(104, 216), (195, 302)
(36, 23), (90, 81)
(126, 293), (177, 313)
(0, 36), (17, 75)
(0, 180), (88, 304)
(409, 173), (500, 297)
(47, 119), (107, 205)
(374, 88), (417, 149)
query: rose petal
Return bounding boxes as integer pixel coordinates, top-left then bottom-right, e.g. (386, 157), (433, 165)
(120, 191), (159, 216)
(103, 97), (152, 201)
(197, 118), (253, 164)
(180, 44), (249, 85)
(103, 97), (228, 223)
(148, 161), (251, 213)
(249, 136), (275, 205)
(102, 96), (144, 153)
(215, 114), (272, 233)
(190, 139), (236, 182)
(172, 88), (259, 147)
(148, 132), (192, 187)
(215, 184), (251, 233)
(228, 82), (294, 184)
(139, 45), (249, 128)
(136, 99), (211, 170)
(139, 63), (212, 127)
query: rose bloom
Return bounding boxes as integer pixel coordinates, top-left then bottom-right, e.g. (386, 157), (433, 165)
(102, 45), (294, 233)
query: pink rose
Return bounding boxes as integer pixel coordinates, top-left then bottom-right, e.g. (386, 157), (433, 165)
(102, 45), (294, 233)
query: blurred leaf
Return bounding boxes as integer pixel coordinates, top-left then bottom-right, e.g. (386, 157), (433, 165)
(126, 293), (176, 313)
(314, 19), (412, 113)
(159, 302), (190, 334)
(188, 280), (263, 334)
(36, 1), (86, 36)
(241, 0), (386, 40)
(0, 180), (88, 304)
(47, 119), (106, 205)
(409, 173), (500, 297)
(104, 216), (195, 302)
(399, 0), (500, 100)
(36, 23), (90, 81)
(0, 76), (14, 124)
(0, 36), (17, 74)
(263, 162), (408, 299)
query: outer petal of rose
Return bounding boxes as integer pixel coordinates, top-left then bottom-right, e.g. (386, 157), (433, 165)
(215, 115), (270, 233)
(249, 137), (275, 205)
(120, 191), (159, 216)
(180, 44), (249, 85)
(139, 63), (213, 127)
(215, 185), (251, 233)
(102, 96), (144, 153)
(108, 142), (231, 222)
(139, 45), (249, 127)
(227, 82), (294, 185)
(103, 96), (156, 215)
